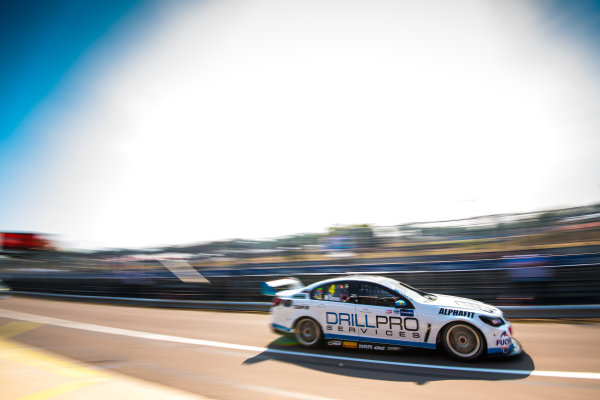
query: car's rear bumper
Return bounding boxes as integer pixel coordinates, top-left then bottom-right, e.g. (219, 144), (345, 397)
(271, 323), (291, 334)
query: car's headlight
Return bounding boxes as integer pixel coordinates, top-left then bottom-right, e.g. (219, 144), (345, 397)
(479, 315), (506, 327)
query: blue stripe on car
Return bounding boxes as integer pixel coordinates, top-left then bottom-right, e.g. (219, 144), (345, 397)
(271, 323), (291, 332)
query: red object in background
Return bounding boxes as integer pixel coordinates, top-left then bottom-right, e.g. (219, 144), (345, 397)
(0, 233), (51, 251)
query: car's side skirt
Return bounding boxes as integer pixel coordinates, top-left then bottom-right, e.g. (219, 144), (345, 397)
(324, 333), (436, 349)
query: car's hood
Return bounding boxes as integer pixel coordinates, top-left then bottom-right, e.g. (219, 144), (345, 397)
(429, 293), (502, 315)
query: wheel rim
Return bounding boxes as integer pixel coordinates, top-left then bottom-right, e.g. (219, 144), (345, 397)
(296, 319), (319, 346)
(445, 324), (481, 358)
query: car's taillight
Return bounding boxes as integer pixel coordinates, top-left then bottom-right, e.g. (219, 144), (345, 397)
(272, 297), (282, 307)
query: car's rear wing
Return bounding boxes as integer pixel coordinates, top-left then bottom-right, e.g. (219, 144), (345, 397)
(260, 277), (304, 296)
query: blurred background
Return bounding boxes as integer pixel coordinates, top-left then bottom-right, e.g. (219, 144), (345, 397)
(2, 204), (600, 306)
(1, 0), (599, 306)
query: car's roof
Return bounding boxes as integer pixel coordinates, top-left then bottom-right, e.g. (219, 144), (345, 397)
(307, 275), (400, 288)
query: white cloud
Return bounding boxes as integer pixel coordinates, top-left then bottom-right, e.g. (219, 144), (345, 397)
(20, 0), (600, 248)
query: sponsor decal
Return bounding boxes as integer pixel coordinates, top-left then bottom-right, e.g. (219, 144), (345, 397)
(400, 309), (414, 317)
(326, 341), (407, 352)
(386, 310), (393, 314)
(438, 308), (475, 318)
(293, 305), (309, 309)
(325, 312), (420, 339)
(496, 331), (512, 353)
(357, 343), (401, 351)
(393, 310), (400, 314)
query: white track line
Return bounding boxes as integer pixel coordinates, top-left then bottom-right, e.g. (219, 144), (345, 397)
(1, 308), (599, 381)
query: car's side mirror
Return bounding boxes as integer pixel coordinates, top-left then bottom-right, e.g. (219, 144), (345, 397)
(395, 299), (407, 308)
(348, 294), (358, 303)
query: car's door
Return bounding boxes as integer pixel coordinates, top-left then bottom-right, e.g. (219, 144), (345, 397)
(309, 281), (358, 346)
(354, 281), (423, 348)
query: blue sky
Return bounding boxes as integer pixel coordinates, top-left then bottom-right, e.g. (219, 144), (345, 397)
(0, 0), (154, 241)
(1, 0), (599, 249)
(539, 0), (600, 61)
(1, 0), (145, 148)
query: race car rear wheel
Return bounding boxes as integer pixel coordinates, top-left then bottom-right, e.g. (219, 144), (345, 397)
(294, 317), (322, 348)
(442, 322), (485, 361)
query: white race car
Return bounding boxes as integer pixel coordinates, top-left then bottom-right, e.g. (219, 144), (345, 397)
(262, 275), (522, 361)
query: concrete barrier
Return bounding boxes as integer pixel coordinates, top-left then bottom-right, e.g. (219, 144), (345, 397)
(8, 291), (271, 311)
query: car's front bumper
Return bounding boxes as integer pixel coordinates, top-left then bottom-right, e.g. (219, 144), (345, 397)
(488, 338), (523, 358)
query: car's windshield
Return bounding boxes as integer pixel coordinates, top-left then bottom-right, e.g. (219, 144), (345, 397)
(380, 278), (437, 301)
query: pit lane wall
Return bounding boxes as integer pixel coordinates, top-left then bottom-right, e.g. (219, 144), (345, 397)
(6, 291), (600, 318)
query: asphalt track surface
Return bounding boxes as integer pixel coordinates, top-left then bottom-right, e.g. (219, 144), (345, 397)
(1, 298), (599, 400)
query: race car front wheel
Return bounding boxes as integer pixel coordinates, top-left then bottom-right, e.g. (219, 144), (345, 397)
(294, 317), (322, 348)
(442, 322), (485, 361)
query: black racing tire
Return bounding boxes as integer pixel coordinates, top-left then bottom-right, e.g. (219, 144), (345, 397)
(294, 317), (323, 348)
(442, 322), (486, 361)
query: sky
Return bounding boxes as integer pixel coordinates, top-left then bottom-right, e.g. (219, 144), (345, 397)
(1, 0), (599, 249)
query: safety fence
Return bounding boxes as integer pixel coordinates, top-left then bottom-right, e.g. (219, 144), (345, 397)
(2, 261), (600, 306)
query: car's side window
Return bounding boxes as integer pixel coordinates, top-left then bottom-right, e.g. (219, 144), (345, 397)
(356, 282), (410, 308)
(311, 282), (352, 302)
(311, 286), (324, 300)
